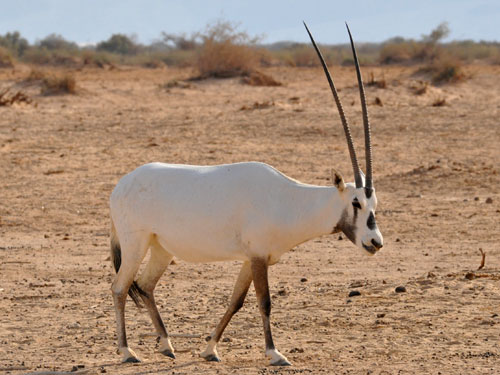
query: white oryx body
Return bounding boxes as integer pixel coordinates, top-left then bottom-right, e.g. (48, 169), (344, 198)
(111, 162), (343, 265)
(109, 23), (385, 367)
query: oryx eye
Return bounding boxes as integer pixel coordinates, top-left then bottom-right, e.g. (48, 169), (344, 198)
(352, 199), (361, 210)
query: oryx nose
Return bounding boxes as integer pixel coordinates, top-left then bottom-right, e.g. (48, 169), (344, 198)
(371, 239), (383, 250)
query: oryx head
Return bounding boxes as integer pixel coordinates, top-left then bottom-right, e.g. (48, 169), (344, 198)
(304, 22), (384, 255)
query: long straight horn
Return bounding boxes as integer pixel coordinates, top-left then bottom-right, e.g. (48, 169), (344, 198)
(303, 22), (363, 188)
(346, 23), (373, 190)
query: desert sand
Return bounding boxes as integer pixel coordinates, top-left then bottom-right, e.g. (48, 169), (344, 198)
(0, 65), (499, 374)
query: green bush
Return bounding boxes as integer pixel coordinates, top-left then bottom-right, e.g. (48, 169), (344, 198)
(0, 31), (29, 57)
(97, 34), (139, 55)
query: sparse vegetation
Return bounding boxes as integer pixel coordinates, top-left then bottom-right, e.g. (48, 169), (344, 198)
(0, 21), (497, 77)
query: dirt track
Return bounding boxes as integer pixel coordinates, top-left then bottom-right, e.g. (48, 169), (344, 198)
(0, 65), (499, 374)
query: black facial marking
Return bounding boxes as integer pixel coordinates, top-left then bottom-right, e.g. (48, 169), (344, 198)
(367, 211), (376, 230)
(365, 187), (373, 199)
(352, 197), (361, 210)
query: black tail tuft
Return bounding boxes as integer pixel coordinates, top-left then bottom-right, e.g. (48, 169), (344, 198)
(111, 235), (146, 308)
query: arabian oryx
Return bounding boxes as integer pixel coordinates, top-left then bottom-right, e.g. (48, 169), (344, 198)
(109, 22), (383, 366)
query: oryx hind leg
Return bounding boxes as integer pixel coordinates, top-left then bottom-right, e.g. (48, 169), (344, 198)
(251, 257), (291, 366)
(136, 236), (175, 359)
(111, 229), (151, 363)
(201, 261), (252, 362)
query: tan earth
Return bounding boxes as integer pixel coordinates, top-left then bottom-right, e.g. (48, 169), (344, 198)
(0, 64), (499, 375)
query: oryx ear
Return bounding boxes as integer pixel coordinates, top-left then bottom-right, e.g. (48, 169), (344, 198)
(331, 169), (346, 191)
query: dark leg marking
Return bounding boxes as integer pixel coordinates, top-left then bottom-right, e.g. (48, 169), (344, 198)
(251, 258), (275, 351)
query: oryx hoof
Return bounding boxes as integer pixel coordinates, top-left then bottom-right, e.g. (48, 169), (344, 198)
(123, 356), (141, 363)
(119, 347), (141, 363)
(202, 354), (221, 362)
(160, 349), (176, 359)
(270, 357), (292, 366)
(267, 349), (291, 366)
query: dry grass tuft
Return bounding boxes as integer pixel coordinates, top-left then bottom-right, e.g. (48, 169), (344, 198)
(241, 71), (282, 87)
(367, 72), (387, 88)
(42, 73), (76, 95)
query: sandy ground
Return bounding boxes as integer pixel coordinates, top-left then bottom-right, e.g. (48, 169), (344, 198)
(0, 64), (499, 375)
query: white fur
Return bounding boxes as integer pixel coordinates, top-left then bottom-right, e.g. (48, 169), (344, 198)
(111, 162), (347, 265)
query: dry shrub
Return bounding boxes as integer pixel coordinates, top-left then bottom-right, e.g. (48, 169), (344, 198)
(41, 73), (77, 95)
(421, 55), (465, 84)
(431, 57), (465, 84)
(379, 42), (419, 64)
(0, 89), (32, 106)
(241, 71), (282, 87)
(82, 50), (118, 68)
(196, 21), (259, 78)
(23, 48), (81, 67)
(0, 46), (14, 68)
(24, 68), (47, 82)
(367, 72), (387, 88)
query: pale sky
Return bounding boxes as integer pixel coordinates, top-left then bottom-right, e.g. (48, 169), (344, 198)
(0, 0), (498, 45)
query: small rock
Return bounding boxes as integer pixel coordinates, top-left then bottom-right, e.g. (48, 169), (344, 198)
(465, 272), (475, 280)
(278, 289), (287, 296)
(377, 313), (386, 318)
(349, 290), (361, 297)
(289, 347), (304, 353)
(485, 197), (493, 204)
(338, 235), (343, 240)
(395, 286), (406, 293)
(300, 278), (308, 283)
(474, 197), (479, 201)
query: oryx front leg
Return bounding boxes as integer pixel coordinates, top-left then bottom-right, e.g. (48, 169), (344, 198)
(251, 258), (291, 366)
(136, 239), (175, 359)
(111, 233), (149, 363)
(201, 261), (252, 362)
